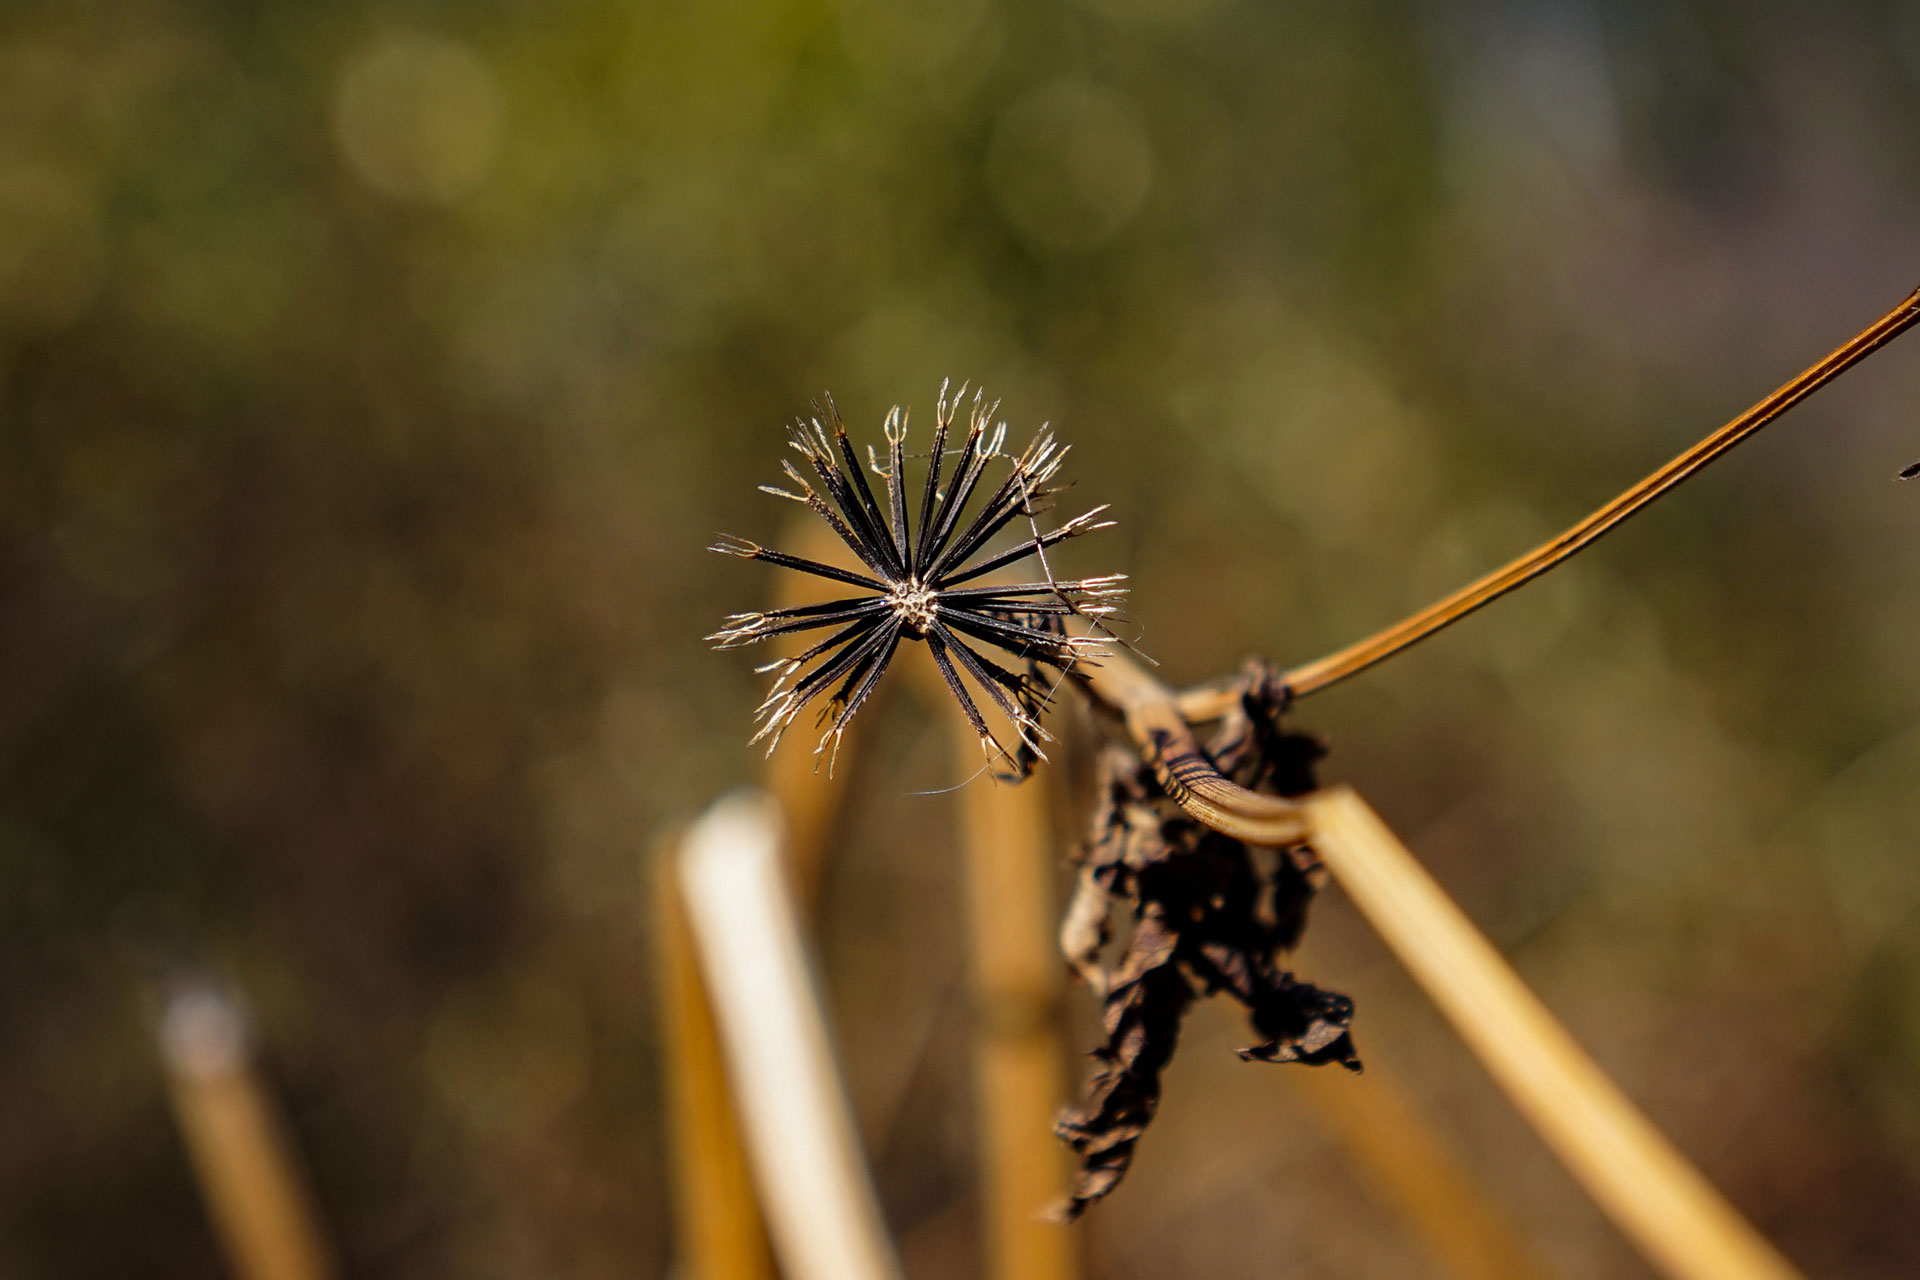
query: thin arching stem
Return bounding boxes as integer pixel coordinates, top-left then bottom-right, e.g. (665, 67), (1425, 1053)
(1281, 284), (1920, 699)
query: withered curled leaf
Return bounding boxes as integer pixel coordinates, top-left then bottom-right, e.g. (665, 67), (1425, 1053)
(1051, 663), (1358, 1221)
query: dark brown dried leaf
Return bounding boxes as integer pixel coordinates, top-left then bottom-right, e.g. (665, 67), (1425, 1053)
(1050, 663), (1357, 1220)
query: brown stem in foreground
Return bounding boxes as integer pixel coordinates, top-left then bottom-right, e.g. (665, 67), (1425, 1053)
(1075, 648), (1805, 1280)
(654, 843), (780, 1280)
(1280, 284), (1920, 699)
(158, 989), (340, 1280)
(1303, 788), (1804, 1280)
(677, 794), (905, 1280)
(946, 687), (1082, 1280)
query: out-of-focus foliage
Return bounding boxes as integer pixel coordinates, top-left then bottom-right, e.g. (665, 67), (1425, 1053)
(4, 0), (1920, 1277)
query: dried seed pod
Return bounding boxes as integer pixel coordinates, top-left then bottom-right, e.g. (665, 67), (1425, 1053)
(709, 383), (1128, 777)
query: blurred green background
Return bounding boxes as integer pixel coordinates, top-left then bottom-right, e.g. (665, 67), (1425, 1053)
(5, 0), (1920, 1276)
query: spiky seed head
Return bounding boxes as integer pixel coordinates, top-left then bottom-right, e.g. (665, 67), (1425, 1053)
(707, 382), (1129, 778)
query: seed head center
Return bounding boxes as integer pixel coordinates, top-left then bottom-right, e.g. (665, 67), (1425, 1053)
(889, 579), (938, 634)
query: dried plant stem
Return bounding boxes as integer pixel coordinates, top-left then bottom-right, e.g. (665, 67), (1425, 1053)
(1302, 786), (1804, 1280)
(659, 518), (868, 1279)
(158, 989), (338, 1280)
(653, 841), (779, 1280)
(1286, 1055), (1546, 1280)
(942, 663), (1081, 1280)
(1078, 645), (1309, 844)
(1280, 284), (1920, 698)
(677, 792), (905, 1280)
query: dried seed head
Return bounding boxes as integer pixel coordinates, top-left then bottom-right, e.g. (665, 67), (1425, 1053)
(708, 382), (1130, 777)
(886, 579), (939, 635)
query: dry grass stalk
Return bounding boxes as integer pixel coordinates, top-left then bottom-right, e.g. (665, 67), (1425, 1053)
(1302, 786), (1804, 1280)
(657, 517), (864, 1279)
(652, 840), (779, 1280)
(157, 988), (338, 1280)
(940, 661), (1081, 1280)
(676, 791), (905, 1280)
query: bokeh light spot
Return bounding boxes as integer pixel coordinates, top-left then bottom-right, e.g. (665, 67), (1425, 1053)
(332, 32), (501, 205)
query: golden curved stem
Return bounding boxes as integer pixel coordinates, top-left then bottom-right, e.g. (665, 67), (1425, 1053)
(1079, 648), (1310, 845)
(1282, 284), (1920, 698)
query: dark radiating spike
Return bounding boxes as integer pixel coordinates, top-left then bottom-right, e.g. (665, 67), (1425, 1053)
(937, 506), (1114, 587)
(748, 616), (885, 676)
(779, 458), (898, 579)
(925, 627), (1000, 753)
(931, 622), (1053, 745)
(817, 623), (904, 756)
(785, 619), (893, 702)
(939, 577), (1127, 602)
(791, 421), (887, 565)
(935, 418), (1008, 555)
(921, 412), (996, 571)
(925, 465), (1035, 582)
(755, 617), (880, 677)
(796, 431), (900, 578)
(885, 407), (911, 571)
(722, 593), (890, 625)
(916, 383), (956, 574)
(815, 627), (886, 729)
(825, 397), (905, 575)
(752, 620), (898, 750)
(710, 535), (886, 592)
(954, 599), (1113, 618)
(922, 419), (983, 567)
(707, 597), (891, 648)
(926, 435), (1065, 580)
(940, 606), (1094, 664)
